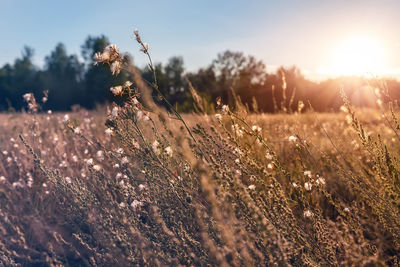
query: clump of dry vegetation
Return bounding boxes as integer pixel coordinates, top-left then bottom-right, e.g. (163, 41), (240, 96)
(0, 30), (400, 266)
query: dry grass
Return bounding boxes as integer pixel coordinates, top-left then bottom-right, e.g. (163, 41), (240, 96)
(1, 31), (400, 266)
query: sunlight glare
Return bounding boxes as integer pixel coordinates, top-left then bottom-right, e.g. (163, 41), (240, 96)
(327, 36), (387, 76)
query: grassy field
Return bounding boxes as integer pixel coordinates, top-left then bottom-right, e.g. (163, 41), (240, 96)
(1, 37), (400, 266)
(0, 102), (400, 266)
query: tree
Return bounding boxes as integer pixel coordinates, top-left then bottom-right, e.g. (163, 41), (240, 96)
(211, 51), (266, 106)
(41, 43), (84, 110)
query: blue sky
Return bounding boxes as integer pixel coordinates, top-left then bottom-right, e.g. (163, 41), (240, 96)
(1, 0), (400, 80)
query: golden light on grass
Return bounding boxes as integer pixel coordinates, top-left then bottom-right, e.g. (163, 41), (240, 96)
(321, 35), (388, 77)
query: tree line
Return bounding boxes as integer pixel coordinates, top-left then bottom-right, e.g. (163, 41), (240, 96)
(1, 35), (400, 113)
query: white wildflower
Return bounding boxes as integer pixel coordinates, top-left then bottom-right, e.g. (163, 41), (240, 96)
(62, 114), (70, 123)
(252, 125), (262, 133)
(165, 146), (173, 157)
(111, 106), (119, 117)
(105, 128), (113, 136)
(121, 157), (129, 165)
(221, 105), (229, 114)
(138, 184), (146, 191)
(65, 177), (72, 184)
(304, 182), (312, 191)
(124, 81), (133, 88)
(248, 184), (256, 190)
(152, 140), (160, 155)
(86, 158), (94, 166)
(110, 85), (123, 96)
(215, 113), (222, 121)
(93, 165), (101, 171)
(303, 210), (313, 218)
(130, 200), (143, 209)
(316, 177), (326, 186)
(288, 135), (297, 142)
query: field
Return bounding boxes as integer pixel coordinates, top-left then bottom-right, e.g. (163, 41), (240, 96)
(1, 98), (400, 266)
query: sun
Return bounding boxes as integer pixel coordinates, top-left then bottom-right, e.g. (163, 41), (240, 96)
(326, 36), (387, 76)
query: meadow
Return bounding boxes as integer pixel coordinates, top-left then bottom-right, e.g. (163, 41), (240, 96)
(1, 32), (400, 266)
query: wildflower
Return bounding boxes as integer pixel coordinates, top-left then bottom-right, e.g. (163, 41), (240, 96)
(72, 155), (78, 162)
(124, 81), (133, 88)
(165, 146), (173, 157)
(288, 135), (297, 142)
(235, 158), (240, 164)
(248, 184), (256, 190)
(86, 158), (94, 166)
(267, 163), (273, 169)
(152, 140), (160, 155)
(2, 151), (7, 155)
(74, 127), (81, 134)
(116, 172), (122, 179)
(0, 176), (5, 182)
(110, 85), (123, 96)
(304, 182), (312, 191)
(235, 169), (242, 176)
(111, 106), (119, 117)
(304, 170), (312, 178)
(119, 202), (126, 208)
(62, 114), (70, 123)
(292, 182), (298, 188)
(121, 157), (129, 165)
(116, 148), (124, 154)
(340, 105), (348, 113)
(303, 210), (313, 218)
(132, 139), (140, 149)
(96, 150), (104, 161)
(132, 97), (139, 105)
(47, 110), (52, 114)
(105, 128), (113, 136)
(113, 163), (120, 169)
(65, 177), (72, 184)
(93, 165), (101, 171)
(316, 177), (326, 186)
(130, 200), (143, 210)
(23, 93), (32, 102)
(376, 99), (383, 107)
(138, 184), (146, 191)
(221, 105), (229, 114)
(251, 125), (262, 133)
(12, 181), (24, 189)
(110, 61), (122, 76)
(59, 161), (67, 168)
(265, 152), (273, 160)
(141, 42), (149, 53)
(344, 207), (351, 213)
(215, 113), (222, 121)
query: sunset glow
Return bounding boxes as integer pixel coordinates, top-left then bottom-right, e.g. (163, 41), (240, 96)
(323, 36), (388, 76)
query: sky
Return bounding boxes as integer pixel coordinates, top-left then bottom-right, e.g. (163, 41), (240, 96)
(1, 0), (400, 80)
